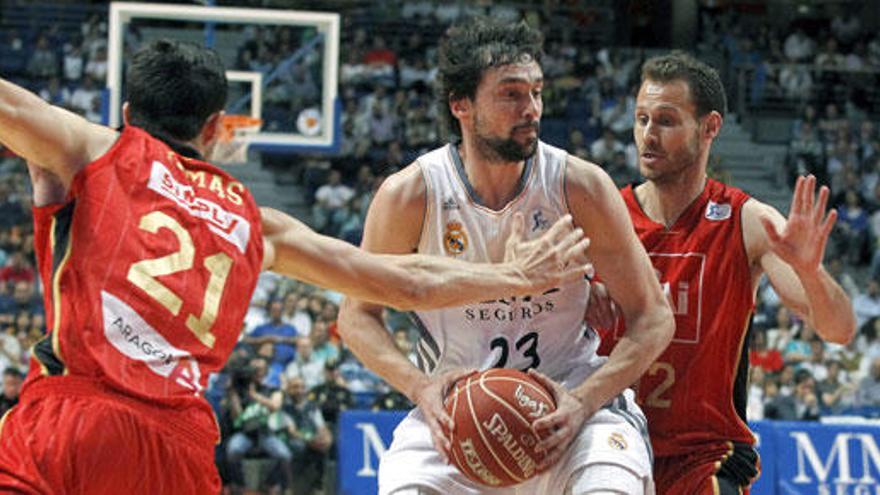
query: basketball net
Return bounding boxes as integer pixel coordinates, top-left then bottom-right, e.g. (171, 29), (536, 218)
(212, 114), (262, 164)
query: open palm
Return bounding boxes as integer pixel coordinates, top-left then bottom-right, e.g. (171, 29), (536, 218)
(760, 175), (837, 273)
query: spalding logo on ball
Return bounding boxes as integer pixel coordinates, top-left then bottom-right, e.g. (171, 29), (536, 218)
(444, 368), (557, 487)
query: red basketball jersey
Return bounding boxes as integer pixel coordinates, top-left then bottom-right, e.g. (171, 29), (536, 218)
(598, 179), (756, 458)
(25, 126), (263, 442)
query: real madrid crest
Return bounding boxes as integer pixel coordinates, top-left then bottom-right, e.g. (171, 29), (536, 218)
(444, 220), (468, 255)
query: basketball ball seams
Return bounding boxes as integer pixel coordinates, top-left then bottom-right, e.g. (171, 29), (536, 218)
(478, 376), (553, 428)
(466, 374), (525, 484)
(482, 369), (555, 403)
(445, 368), (557, 487)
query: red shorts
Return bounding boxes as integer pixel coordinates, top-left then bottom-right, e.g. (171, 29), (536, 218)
(654, 442), (759, 495)
(0, 376), (220, 495)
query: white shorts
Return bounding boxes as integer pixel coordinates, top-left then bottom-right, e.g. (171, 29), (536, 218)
(378, 389), (654, 495)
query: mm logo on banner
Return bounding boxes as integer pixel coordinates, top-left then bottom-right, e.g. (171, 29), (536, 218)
(790, 431), (880, 493)
(355, 422), (388, 477)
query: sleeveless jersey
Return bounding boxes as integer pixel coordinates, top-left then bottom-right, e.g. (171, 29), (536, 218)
(413, 142), (602, 388)
(26, 125), (263, 442)
(598, 179), (755, 457)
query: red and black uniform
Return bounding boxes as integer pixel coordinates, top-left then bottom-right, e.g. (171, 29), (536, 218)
(0, 126), (263, 494)
(599, 179), (760, 494)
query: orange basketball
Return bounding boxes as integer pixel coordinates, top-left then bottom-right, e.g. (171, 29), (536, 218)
(444, 368), (557, 487)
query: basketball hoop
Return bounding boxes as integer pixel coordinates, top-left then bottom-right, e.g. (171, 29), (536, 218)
(212, 114), (262, 164)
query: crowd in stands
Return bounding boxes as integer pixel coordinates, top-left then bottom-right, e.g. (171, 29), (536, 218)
(1, 1), (880, 493)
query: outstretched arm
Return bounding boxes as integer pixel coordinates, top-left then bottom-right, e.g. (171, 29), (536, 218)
(260, 187), (589, 310)
(0, 77), (117, 184)
(746, 174), (855, 344)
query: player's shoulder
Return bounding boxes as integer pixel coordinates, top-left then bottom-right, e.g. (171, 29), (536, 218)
(707, 178), (751, 206)
(563, 153), (618, 199)
(375, 159), (427, 208)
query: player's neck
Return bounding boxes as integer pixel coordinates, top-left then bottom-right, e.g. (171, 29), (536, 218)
(636, 168), (708, 228)
(456, 141), (527, 211)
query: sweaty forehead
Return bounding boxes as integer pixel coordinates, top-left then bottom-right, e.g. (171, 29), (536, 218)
(481, 61), (543, 86)
(637, 79), (695, 111)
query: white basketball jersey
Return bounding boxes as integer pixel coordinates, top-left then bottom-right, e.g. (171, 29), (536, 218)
(412, 141), (604, 390)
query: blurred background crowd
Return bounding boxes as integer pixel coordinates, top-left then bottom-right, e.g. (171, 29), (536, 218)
(1, 1), (879, 493)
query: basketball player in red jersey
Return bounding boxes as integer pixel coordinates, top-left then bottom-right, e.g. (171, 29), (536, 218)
(595, 52), (855, 494)
(0, 40), (591, 495)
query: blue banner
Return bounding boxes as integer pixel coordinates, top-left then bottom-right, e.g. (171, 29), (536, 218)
(753, 421), (880, 495)
(750, 421), (777, 495)
(337, 410), (406, 495)
(337, 412), (880, 495)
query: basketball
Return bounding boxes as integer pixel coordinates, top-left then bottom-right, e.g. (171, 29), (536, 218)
(444, 368), (557, 487)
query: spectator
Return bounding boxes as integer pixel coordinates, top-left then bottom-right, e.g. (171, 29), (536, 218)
(246, 300), (299, 372)
(778, 58), (813, 101)
(284, 336), (325, 390)
(310, 319), (340, 365)
(766, 306), (799, 352)
(0, 252), (35, 284)
(69, 76), (100, 117)
(367, 103), (398, 147)
(801, 339), (829, 381)
(783, 28), (815, 62)
(275, 376), (332, 495)
(853, 278), (880, 328)
(38, 77), (71, 107)
(0, 367), (22, 417)
(817, 360), (855, 414)
(84, 45), (108, 82)
(313, 169), (354, 235)
(855, 357), (880, 407)
(225, 356), (294, 495)
(0, 324), (22, 374)
(4, 281), (42, 316)
(762, 375), (792, 420)
(27, 35), (59, 79)
(750, 329), (784, 373)
(834, 190), (869, 265)
(589, 127), (624, 167)
(815, 38), (846, 69)
(830, 8), (862, 48)
(308, 359), (353, 430)
(747, 366), (766, 420)
(281, 291), (312, 336)
(363, 36), (397, 68)
(793, 370), (822, 420)
(783, 325), (816, 365)
(63, 42), (84, 82)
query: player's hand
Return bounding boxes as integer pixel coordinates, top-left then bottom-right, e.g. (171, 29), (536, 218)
(411, 367), (476, 463)
(584, 280), (618, 329)
(528, 369), (591, 472)
(760, 175), (837, 274)
(504, 213), (592, 293)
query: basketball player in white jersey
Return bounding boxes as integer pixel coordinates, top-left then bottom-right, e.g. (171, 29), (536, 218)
(338, 18), (675, 495)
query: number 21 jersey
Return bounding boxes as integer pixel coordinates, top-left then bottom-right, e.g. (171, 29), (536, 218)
(26, 126), (263, 441)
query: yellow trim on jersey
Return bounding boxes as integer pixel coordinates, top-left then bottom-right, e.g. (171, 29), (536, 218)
(50, 215), (74, 375)
(711, 476), (720, 495)
(31, 343), (49, 375)
(0, 407), (12, 440)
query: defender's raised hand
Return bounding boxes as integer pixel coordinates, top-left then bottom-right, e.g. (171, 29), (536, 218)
(760, 175), (837, 273)
(504, 213), (592, 292)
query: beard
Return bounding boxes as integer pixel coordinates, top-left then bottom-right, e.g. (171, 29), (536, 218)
(640, 130), (702, 183)
(473, 114), (539, 163)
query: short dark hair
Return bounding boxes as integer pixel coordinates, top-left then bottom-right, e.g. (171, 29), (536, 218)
(2, 368), (23, 380)
(436, 17), (544, 138)
(640, 51), (727, 118)
(126, 39), (227, 142)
